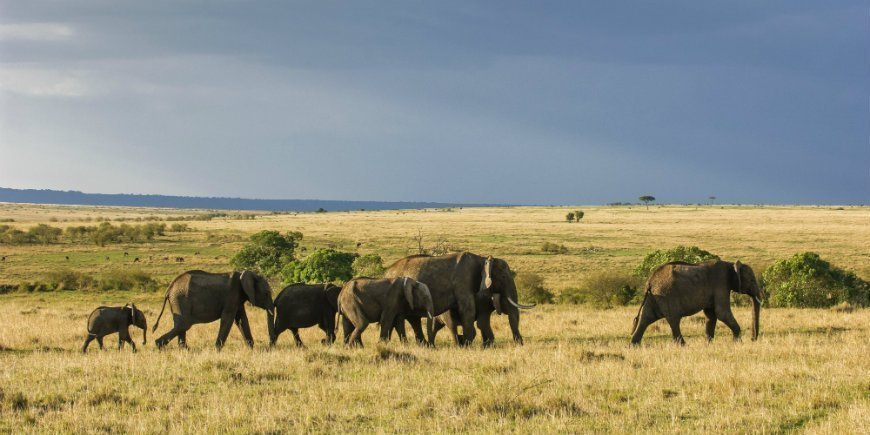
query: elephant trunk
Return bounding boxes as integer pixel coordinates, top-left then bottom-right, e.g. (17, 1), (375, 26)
(426, 312), (435, 347)
(751, 294), (761, 341)
(266, 309), (276, 347)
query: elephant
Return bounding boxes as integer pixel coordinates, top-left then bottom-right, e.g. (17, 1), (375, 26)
(338, 277), (434, 347)
(82, 304), (147, 353)
(270, 283), (341, 347)
(630, 260), (762, 345)
(385, 252), (534, 347)
(152, 270), (274, 350)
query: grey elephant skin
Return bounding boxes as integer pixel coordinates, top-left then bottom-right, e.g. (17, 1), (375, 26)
(338, 277), (434, 347)
(82, 304), (147, 353)
(270, 283), (341, 347)
(152, 270), (274, 350)
(631, 260), (762, 345)
(385, 252), (534, 347)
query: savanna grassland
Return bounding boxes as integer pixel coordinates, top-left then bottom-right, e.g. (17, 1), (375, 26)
(0, 203), (868, 433)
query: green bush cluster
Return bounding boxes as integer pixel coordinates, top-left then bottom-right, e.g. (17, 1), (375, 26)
(230, 230), (302, 277)
(0, 224), (62, 244)
(64, 222), (166, 246)
(633, 245), (719, 278)
(352, 254), (386, 278)
(763, 252), (869, 308)
(281, 249), (356, 284)
(515, 272), (555, 304)
(558, 271), (640, 308)
(17, 269), (158, 292)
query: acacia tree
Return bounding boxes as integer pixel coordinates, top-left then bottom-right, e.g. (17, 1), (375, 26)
(565, 212), (575, 223)
(575, 210), (584, 222)
(639, 195), (656, 210)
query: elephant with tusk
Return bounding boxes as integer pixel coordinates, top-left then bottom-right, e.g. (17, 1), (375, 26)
(385, 252), (534, 347)
(338, 277), (435, 347)
(631, 259), (762, 345)
(82, 303), (147, 353)
(152, 270), (274, 350)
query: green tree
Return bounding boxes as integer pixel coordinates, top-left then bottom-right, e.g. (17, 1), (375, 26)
(639, 195), (656, 209)
(280, 248), (355, 284)
(575, 210), (584, 222)
(633, 246), (719, 278)
(763, 252), (868, 308)
(352, 254), (386, 278)
(230, 230), (302, 278)
(27, 224), (62, 244)
(565, 212), (575, 223)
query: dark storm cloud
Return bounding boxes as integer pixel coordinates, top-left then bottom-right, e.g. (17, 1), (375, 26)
(0, 1), (866, 204)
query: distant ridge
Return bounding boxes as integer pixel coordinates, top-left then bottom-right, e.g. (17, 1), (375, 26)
(0, 187), (491, 212)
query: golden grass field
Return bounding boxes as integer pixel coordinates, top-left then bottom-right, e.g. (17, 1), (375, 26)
(0, 203), (868, 433)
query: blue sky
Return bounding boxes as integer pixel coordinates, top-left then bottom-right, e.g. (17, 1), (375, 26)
(0, 1), (866, 204)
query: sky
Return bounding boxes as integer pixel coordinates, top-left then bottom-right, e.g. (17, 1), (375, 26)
(0, 1), (867, 205)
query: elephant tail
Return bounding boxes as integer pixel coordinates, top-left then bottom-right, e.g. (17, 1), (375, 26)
(152, 274), (183, 333)
(632, 285), (652, 334)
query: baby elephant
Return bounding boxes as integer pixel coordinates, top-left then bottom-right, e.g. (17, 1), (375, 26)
(271, 283), (341, 347)
(338, 277), (434, 347)
(82, 304), (147, 353)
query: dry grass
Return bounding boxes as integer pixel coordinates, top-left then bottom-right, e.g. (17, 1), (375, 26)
(0, 203), (869, 432)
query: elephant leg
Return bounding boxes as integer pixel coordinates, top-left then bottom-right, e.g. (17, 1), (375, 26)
(291, 328), (304, 347)
(322, 313), (336, 345)
(455, 294), (477, 346)
(347, 321), (369, 348)
(443, 313), (463, 346)
(666, 316), (686, 345)
(630, 300), (660, 346)
(82, 335), (95, 353)
(118, 336), (124, 350)
(120, 328), (136, 352)
(392, 317), (409, 343)
(177, 330), (188, 349)
(406, 317), (426, 344)
(235, 309), (255, 349)
(341, 317), (354, 345)
(477, 312), (495, 348)
(718, 310), (742, 341)
(96, 336), (104, 350)
(156, 315), (188, 349)
(379, 311), (398, 342)
(215, 310), (236, 350)
(703, 308), (717, 342)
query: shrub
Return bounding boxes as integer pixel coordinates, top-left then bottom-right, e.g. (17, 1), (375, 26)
(42, 269), (95, 291)
(558, 271), (640, 308)
(515, 272), (555, 304)
(230, 230), (302, 277)
(541, 242), (569, 255)
(565, 213), (575, 223)
(633, 246), (719, 278)
(763, 252), (869, 308)
(98, 269), (158, 292)
(352, 254), (385, 278)
(169, 223), (189, 232)
(280, 248), (355, 284)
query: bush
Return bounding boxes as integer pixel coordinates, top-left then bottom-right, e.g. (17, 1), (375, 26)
(762, 252), (869, 308)
(169, 223), (189, 232)
(352, 254), (385, 278)
(280, 248), (355, 284)
(558, 271), (640, 308)
(515, 272), (555, 304)
(541, 242), (569, 255)
(633, 246), (719, 278)
(230, 230), (302, 277)
(42, 269), (95, 291)
(98, 269), (158, 291)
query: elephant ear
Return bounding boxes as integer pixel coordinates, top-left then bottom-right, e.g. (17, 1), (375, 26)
(403, 277), (415, 308)
(733, 260), (743, 292)
(480, 256), (493, 292)
(240, 270), (258, 305)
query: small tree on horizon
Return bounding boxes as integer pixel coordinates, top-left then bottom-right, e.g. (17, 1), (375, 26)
(639, 195), (656, 209)
(709, 196), (717, 205)
(575, 210), (584, 222)
(565, 212), (575, 223)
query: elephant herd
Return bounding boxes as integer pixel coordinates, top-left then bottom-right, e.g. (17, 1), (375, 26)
(81, 251), (763, 352)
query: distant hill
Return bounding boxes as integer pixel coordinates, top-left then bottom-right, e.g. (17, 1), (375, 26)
(0, 187), (488, 212)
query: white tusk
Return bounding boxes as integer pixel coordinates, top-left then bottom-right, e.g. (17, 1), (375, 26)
(506, 297), (536, 309)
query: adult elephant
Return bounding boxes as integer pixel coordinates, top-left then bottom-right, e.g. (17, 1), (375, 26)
(338, 277), (435, 347)
(631, 260), (762, 345)
(153, 270), (274, 350)
(385, 252), (534, 347)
